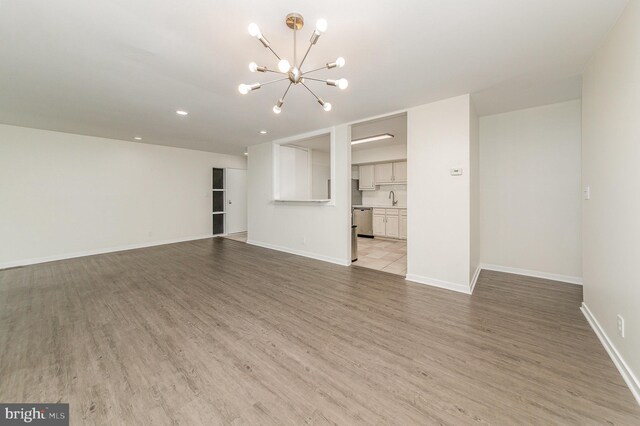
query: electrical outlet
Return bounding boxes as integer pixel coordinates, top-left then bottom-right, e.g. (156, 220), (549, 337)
(617, 315), (625, 338)
(583, 185), (591, 200)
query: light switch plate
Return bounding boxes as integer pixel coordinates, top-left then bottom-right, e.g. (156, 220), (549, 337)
(617, 315), (625, 338)
(583, 186), (591, 200)
(450, 168), (463, 176)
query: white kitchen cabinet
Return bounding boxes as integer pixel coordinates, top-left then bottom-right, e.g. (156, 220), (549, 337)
(372, 208), (405, 239)
(385, 215), (399, 238)
(372, 213), (386, 236)
(374, 163), (394, 184)
(399, 210), (407, 239)
(358, 165), (375, 190)
(373, 161), (407, 184)
(393, 162), (407, 183)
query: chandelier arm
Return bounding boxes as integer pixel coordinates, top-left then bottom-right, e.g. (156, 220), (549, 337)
(301, 76), (329, 83)
(300, 82), (322, 102)
(301, 66), (329, 75)
(281, 82), (293, 101)
(261, 77), (289, 87)
(298, 43), (314, 69)
(265, 45), (282, 61)
(263, 68), (287, 75)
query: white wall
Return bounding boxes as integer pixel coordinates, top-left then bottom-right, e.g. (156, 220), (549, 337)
(247, 125), (351, 265)
(469, 101), (480, 285)
(582, 0), (640, 401)
(479, 100), (582, 283)
(0, 124), (246, 268)
(351, 144), (406, 165)
(361, 185), (407, 207)
(406, 94), (474, 293)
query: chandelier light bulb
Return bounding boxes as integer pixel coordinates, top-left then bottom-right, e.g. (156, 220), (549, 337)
(249, 62), (258, 72)
(323, 102), (332, 112)
(248, 23), (260, 37)
(278, 59), (291, 73)
(316, 19), (328, 33)
(337, 78), (349, 90)
(336, 57), (345, 68)
(238, 84), (250, 95)
(273, 105), (282, 114)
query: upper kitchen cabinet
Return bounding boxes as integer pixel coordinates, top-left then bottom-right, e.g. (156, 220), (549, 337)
(393, 161), (407, 183)
(373, 161), (407, 185)
(358, 164), (375, 190)
(374, 163), (394, 184)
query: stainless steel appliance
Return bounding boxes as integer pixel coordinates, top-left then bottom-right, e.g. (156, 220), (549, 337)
(353, 207), (373, 237)
(351, 225), (358, 261)
(351, 179), (362, 206)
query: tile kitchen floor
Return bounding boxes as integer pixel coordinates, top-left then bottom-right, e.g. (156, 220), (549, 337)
(222, 232), (247, 243)
(353, 237), (406, 276)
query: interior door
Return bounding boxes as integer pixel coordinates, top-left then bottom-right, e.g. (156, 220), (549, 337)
(225, 168), (247, 234)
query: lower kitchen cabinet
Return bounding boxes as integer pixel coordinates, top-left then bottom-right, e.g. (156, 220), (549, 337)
(399, 210), (407, 239)
(373, 208), (405, 239)
(385, 215), (399, 238)
(373, 213), (386, 236)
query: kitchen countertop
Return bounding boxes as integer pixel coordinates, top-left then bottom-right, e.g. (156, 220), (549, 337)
(352, 205), (407, 209)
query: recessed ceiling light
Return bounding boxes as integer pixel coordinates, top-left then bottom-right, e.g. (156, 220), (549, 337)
(176, 110), (188, 116)
(351, 133), (394, 145)
(259, 130), (267, 134)
(134, 137), (142, 141)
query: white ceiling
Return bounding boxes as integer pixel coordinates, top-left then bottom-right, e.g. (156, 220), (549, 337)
(286, 133), (330, 153)
(0, 0), (627, 155)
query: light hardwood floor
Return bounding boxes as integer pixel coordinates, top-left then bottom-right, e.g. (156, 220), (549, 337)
(0, 238), (638, 424)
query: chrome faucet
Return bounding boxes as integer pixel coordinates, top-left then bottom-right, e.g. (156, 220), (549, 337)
(389, 190), (398, 206)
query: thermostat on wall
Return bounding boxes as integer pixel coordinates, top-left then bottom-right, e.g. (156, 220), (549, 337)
(450, 168), (463, 176)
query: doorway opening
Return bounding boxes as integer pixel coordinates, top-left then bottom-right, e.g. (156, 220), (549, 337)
(349, 113), (407, 276)
(215, 167), (248, 243)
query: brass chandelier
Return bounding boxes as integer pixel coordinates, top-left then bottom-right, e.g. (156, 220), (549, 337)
(238, 13), (348, 114)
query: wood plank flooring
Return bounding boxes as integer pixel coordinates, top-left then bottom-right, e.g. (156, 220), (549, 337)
(0, 238), (638, 425)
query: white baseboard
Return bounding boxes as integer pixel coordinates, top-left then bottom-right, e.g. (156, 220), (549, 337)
(246, 240), (350, 266)
(581, 303), (640, 406)
(480, 263), (582, 285)
(0, 234), (214, 270)
(469, 265), (482, 294)
(405, 274), (472, 295)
